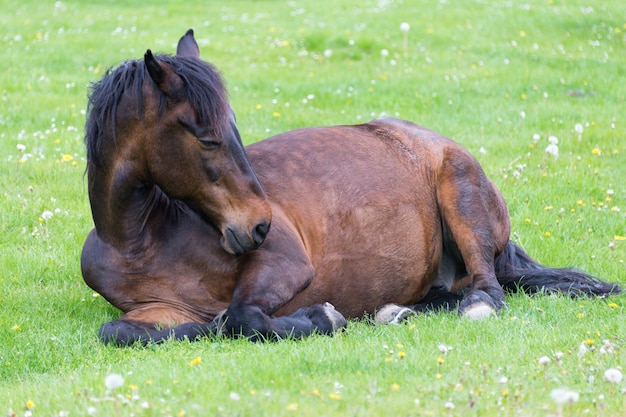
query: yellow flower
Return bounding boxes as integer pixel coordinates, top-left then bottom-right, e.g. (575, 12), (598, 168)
(12, 324), (21, 331)
(398, 351), (406, 358)
(286, 403), (298, 411)
(545, 231), (551, 238)
(62, 154), (73, 161)
(328, 393), (341, 400)
(583, 339), (594, 346)
(608, 303), (619, 309)
(592, 147), (602, 155)
(544, 205), (553, 210)
(576, 313), (585, 319)
(437, 356), (444, 365)
(614, 235), (626, 241)
(391, 383), (400, 390)
(189, 357), (201, 367)
(25, 400), (35, 410)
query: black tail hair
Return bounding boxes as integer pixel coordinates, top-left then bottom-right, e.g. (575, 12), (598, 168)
(495, 241), (621, 297)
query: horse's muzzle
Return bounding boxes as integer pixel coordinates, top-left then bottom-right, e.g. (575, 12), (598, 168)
(222, 220), (270, 255)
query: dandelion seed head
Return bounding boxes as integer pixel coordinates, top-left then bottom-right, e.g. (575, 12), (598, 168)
(400, 22), (410, 33)
(41, 210), (53, 221)
(603, 368), (623, 383)
(550, 388), (579, 404)
(104, 373), (124, 390)
(574, 123), (584, 134)
(545, 143), (559, 158)
(538, 356), (551, 366)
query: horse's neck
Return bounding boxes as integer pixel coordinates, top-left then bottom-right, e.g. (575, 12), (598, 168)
(89, 169), (175, 251)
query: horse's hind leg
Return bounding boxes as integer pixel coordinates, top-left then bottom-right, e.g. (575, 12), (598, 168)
(374, 287), (464, 324)
(437, 147), (510, 319)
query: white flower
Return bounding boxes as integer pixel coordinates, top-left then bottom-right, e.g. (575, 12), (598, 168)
(548, 135), (558, 144)
(603, 368), (623, 383)
(104, 373), (124, 390)
(400, 22), (410, 33)
(229, 392), (241, 401)
(538, 356), (551, 366)
(17, 144), (26, 152)
(550, 388), (579, 404)
(381, 49), (389, 57)
(607, 189), (614, 196)
(323, 49), (332, 57)
(41, 210), (53, 221)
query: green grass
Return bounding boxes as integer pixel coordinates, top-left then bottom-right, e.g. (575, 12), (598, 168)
(1, 0), (626, 415)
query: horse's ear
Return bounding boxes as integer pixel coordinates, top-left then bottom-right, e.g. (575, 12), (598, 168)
(145, 49), (184, 97)
(176, 28), (200, 58)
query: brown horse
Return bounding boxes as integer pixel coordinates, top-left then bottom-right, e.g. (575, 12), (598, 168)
(81, 30), (620, 345)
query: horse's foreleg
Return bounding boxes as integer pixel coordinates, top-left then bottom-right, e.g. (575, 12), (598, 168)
(99, 319), (218, 346)
(437, 149), (510, 319)
(216, 236), (347, 340)
(217, 302), (346, 340)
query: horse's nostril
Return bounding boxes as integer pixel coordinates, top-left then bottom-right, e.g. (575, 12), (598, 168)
(253, 220), (270, 244)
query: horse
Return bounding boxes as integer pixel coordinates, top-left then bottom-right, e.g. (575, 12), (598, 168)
(81, 29), (620, 346)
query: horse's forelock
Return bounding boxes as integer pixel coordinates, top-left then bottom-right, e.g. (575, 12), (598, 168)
(158, 55), (231, 137)
(85, 54), (231, 170)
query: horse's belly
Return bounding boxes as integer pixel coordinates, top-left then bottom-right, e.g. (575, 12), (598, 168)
(278, 203), (442, 318)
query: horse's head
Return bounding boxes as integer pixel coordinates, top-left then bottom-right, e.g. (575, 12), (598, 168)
(139, 30), (271, 255)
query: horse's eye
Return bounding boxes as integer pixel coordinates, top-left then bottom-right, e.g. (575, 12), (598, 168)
(199, 137), (222, 149)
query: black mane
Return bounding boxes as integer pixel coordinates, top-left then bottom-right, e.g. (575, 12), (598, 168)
(85, 54), (230, 169)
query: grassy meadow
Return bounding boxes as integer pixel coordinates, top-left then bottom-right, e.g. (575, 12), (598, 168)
(1, 0), (626, 415)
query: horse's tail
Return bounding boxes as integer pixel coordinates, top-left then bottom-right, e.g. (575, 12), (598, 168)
(494, 241), (621, 297)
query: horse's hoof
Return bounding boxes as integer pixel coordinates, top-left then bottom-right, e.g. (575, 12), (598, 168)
(374, 304), (415, 325)
(461, 302), (495, 320)
(322, 302), (347, 332)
